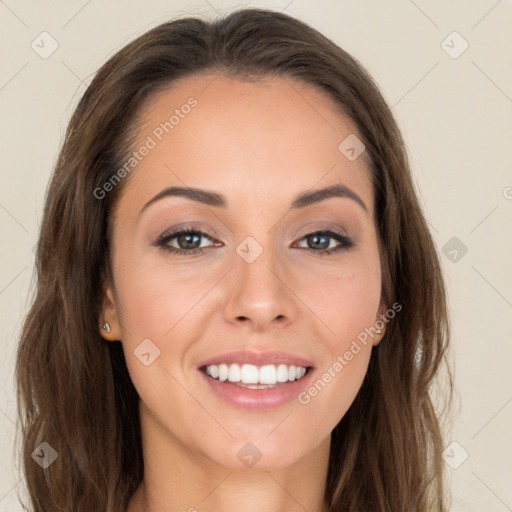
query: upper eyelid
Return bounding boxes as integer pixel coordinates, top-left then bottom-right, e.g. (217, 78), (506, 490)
(158, 226), (349, 246)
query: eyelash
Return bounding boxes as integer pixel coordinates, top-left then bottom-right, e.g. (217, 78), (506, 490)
(154, 226), (354, 256)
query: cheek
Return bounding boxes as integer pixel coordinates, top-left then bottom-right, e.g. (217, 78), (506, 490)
(297, 344), (372, 440)
(112, 248), (212, 340)
(297, 255), (382, 345)
(111, 253), (218, 396)
(297, 267), (378, 426)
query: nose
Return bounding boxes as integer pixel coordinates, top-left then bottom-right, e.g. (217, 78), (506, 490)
(222, 237), (298, 332)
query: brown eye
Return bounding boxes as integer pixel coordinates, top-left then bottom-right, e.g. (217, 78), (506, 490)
(155, 228), (218, 254)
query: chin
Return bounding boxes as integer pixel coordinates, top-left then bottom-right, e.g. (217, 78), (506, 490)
(202, 433), (317, 472)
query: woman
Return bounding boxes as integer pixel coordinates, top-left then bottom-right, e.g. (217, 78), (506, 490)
(16, 7), (453, 512)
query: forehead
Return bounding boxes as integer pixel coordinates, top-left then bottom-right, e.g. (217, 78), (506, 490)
(122, 73), (373, 215)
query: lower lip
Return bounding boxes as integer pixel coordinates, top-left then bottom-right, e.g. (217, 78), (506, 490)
(199, 369), (314, 410)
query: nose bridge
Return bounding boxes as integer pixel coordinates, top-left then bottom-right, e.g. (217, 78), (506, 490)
(223, 232), (296, 328)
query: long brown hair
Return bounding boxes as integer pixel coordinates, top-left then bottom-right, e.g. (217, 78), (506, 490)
(15, 7), (453, 511)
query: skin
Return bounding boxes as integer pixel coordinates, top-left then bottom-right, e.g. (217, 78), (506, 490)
(100, 73), (387, 512)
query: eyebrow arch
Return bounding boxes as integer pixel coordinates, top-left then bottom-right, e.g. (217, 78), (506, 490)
(139, 183), (367, 216)
(290, 184), (367, 212)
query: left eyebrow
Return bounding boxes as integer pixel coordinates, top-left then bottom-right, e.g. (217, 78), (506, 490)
(290, 184), (367, 213)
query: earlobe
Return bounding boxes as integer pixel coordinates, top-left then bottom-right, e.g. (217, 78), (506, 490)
(373, 328), (385, 346)
(99, 282), (122, 341)
(372, 301), (388, 346)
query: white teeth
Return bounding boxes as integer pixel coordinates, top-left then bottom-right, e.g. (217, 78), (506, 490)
(276, 364), (289, 382)
(241, 364), (259, 384)
(259, 364), (276, 384)
(228, 364), (241, 382)
(209, 365), (219, 379)
(218, 364), (228, 382)
(204, 363), (309, 385)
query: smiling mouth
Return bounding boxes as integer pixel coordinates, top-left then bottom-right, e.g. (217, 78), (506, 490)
(199, 363), (313, 389)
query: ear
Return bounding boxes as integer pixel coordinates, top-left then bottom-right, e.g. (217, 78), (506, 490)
(372, 301), (388, 347)
(99, 280), (122, 341)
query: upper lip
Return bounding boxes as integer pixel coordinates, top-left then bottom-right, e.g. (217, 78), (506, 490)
(197, 350), (315, 369)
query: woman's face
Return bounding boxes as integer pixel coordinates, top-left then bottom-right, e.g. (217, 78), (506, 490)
(101, 73), (386, 471)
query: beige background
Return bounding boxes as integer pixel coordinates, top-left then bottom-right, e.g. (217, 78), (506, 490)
(1, 1), (511, 510)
